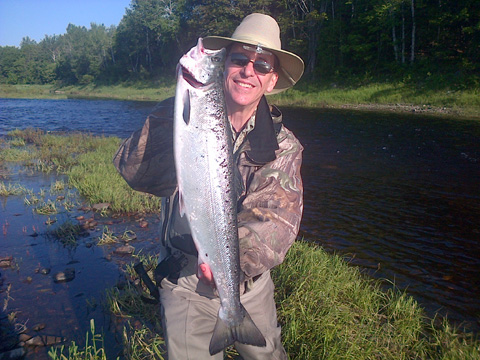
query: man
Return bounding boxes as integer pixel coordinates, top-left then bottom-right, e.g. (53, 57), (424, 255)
(114, 13), (304, 359)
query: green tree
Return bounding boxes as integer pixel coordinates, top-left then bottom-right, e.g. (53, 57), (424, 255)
(0, 46), (23, 84)
(114, 0), (183, 79)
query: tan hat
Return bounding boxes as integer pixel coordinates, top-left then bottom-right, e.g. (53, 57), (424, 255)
(203, 13), (304, 94)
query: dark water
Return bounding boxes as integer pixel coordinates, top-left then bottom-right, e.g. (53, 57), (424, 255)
(0, 98), (156, 138)
(281, 107), (480, 332)
(1, 98), (479, 342)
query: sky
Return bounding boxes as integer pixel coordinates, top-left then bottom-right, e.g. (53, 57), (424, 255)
(0, 0), (132, 47)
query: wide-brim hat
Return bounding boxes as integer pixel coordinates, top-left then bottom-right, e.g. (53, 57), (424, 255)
(203, 13), (304, 94)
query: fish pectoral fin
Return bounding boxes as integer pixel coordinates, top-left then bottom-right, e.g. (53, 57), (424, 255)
(178, 190), (186, 217)
(209, 305), (266, 355)
(182, 89), (191, 125)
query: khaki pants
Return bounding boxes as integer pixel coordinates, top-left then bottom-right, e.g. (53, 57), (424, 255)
(159, 270), (287, 360)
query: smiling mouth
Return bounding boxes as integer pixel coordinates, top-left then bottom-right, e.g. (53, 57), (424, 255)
(235, 80), (254, 89)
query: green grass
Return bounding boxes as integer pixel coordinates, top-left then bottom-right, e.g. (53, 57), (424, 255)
(0, 84), (62, 99)
(270, 82), (480, 118)
(48, 319), (115, 360)
(272, 241), (480, 359)
(1, 129), (160, 214)
(65, 136), (161, 213)
(0, 82), (175, 102)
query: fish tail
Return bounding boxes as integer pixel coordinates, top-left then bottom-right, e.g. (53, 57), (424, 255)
(209, 304), (266, 355)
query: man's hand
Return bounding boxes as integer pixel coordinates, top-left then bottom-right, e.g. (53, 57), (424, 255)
(197, 263), (215, 287)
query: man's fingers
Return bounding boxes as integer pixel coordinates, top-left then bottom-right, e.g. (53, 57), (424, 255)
(198, 263), (214, 285)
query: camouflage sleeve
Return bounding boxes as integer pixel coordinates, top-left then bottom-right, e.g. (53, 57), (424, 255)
(237, 126), (304, 279)
(113, 97), (177, 197)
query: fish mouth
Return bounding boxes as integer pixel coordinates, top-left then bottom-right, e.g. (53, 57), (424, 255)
(182, 66), (204, 88)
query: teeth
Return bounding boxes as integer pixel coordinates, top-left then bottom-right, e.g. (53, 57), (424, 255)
(237, 82), (253, 88)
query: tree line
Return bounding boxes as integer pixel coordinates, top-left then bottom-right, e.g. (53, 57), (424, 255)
(1, 0), (478, 88)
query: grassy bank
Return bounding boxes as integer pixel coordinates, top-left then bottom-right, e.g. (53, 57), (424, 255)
(1, 82), (479, 119)
(1, 128), (160, 213)
(0, 82), (175, 102)
(273, 241), (479, 359)
(2, 130), (479, 359)
(52, 241), (480, 360)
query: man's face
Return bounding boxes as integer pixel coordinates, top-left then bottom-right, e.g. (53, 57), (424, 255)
(224, 43), (279, 111)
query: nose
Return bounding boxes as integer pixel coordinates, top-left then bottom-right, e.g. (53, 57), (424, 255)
(241, 60), (256, 77)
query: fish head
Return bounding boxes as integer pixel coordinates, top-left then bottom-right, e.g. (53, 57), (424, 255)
(178, 38), (226, 88)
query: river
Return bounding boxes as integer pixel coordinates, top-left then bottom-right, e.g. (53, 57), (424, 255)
(1, 98), (479, 341)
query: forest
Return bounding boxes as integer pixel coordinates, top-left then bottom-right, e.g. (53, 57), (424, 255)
(0, 0), (478, 89)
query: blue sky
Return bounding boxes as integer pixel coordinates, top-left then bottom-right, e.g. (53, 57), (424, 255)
(0, 0), (132, 47)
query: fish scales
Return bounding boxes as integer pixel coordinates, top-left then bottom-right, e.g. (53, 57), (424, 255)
(173, 38), (266, 355)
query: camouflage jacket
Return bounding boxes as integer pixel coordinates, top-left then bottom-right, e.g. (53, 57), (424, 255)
(113, 96), (303, 279)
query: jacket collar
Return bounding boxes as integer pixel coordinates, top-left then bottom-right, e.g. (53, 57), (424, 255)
(245, 96), (280, 164)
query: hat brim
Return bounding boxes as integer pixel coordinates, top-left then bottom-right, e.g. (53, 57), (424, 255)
(203, 36), (304, 94)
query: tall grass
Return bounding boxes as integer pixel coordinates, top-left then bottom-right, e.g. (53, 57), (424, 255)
(272, 241), (480, 359)
(1, 129), (160, 213)
(65, 136), (161, 213)
(48, 319), (115, 360)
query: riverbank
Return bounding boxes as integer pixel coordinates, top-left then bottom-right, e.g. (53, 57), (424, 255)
(1, 83), (479, 120)
(2, 129), (479, 359)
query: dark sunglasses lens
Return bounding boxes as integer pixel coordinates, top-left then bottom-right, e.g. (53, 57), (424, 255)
(230, 53), (249, 67)
(253, 61), (272, 74)
(230, 53), (273, 74)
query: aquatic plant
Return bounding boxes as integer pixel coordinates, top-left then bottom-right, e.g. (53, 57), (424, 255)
(0, 182), (25, 196)
(48, 220), (86, 247)
(24, 194), (41, 206)
(97, 226), (119, 245)
(35, 199), (58, 215)
(105, 282), (160, 326)
(7, 128), (44, 144)
(121, 322), (165, 360)
(48, 319), (115, 360)
(51, 180), (67, 192)
(0, 147), (33, 162)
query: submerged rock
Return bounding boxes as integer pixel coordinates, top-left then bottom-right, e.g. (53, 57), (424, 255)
(31, 323), (46, 332)
(0, 256), (13, 268)
(0, 347), (26, 359)
(114, 245), (135, 255)
(53, 268), (75, 283)
(25, 335), (65, 347)
(92, 203), (110, 212)
(39, 268), (51, 275)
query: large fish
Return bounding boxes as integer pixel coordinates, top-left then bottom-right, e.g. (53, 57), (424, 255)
(174, 38), (266, 355)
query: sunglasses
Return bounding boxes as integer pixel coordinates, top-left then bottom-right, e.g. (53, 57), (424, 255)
(228, 53), (275, 75)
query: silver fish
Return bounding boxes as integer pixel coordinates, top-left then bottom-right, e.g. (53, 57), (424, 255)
(174, 38), (266, 355)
